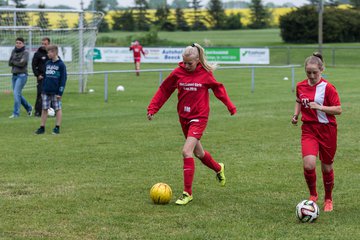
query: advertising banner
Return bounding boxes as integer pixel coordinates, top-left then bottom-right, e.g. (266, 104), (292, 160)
(88, 47), (269, 65)
(239, 48), (269, 64)
(205, 48), (240, 63)
(86, 47), (184, 63)
(0, 46), (269, 64)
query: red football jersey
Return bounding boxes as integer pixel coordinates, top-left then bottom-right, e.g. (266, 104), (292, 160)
(296, 78), (341, 125)
(147, 62), (236, 120)
(129, 44), (145, 59)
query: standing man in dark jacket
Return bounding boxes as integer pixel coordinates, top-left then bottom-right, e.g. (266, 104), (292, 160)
(32, 37), (50, 117)
(8, 37), (32, 118)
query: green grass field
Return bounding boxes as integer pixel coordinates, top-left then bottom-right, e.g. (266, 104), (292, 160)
(97, 29), (360, 67)
(98, 28), (360, 48)
(1, 27), (360, 239)
(0, 61), (359, 239)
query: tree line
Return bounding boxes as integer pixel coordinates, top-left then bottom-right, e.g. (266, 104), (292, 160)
(97, 0), (273, 32)
(91, 0), (360, 32)
(280, 4), (360, 43)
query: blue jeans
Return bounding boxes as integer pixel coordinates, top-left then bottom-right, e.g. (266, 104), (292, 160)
(12, 73), (32, 116)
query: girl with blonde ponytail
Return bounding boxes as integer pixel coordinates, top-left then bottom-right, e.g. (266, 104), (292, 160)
(147, 43), (236, 205)
(182, 43), (218, 72)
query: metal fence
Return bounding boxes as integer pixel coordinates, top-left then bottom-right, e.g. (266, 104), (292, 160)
(101, 65), (301, 102)
(0, 65), (301, 101)
(267, 46), (360, 66)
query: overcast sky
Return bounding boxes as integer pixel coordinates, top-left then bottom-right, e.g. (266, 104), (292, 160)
(22, 0), (308, 9)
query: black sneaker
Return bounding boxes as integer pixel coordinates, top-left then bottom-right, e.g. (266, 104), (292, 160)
(52, 127), (60, 135)
(35, 127), (45, 135)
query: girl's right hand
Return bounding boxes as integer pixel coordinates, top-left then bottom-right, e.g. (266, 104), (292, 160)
(147, 113), (154, 120)
(291, 115), (298, 125)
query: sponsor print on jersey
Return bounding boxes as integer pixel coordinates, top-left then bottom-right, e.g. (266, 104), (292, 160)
(184, 106), (191, 112)
(301, 98), (310, 108)
(179, 82), (202, 91)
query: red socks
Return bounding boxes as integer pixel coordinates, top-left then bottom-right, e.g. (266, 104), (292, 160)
(322, 169), (334, 200)
(200, 151), (221, 172)
(182, 152), (220, 195)
(304, 168), (334, 200)
(304, 168), (317, 197)
(183, 157), (195, 195)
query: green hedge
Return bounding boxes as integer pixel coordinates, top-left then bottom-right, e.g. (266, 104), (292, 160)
(279, 6), (360, 43)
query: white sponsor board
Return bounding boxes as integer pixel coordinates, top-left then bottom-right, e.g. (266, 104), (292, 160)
(0, 46), (72, 62)
(0, 47), (13, 61)
(239, 48), (269, 64)
(58, 47), (72, 62)
(87, 47), (133, 62)
(145, 48), (183, 63)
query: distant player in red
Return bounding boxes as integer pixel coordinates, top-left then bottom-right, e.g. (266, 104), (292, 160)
(129, 40), (145, 76)
(292, 52), (342, 212)
(147, 43), (237, 205)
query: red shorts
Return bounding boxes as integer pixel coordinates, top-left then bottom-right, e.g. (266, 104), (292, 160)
(179, 118), (208, 140)
(134, 57), (141, 63)
(301, 123), (337, 164)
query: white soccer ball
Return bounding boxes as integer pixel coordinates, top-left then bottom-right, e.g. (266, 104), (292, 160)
(48, 107), (55, 117)
(89, 88), (95, 93)
(283, 77), (289, 81)
(296, 200), (319, 223)
(116, 85), (125, 91)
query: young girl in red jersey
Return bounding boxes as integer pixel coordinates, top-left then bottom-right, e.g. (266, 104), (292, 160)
(147, 43), (237, 205)
(292, 52), (342, 212)
(129, 40), (145, 76)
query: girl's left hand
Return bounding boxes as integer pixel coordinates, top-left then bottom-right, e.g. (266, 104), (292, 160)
(309, 102), (322, 110)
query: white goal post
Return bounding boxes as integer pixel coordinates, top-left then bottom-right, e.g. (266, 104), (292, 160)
(0, 8), (103, 93)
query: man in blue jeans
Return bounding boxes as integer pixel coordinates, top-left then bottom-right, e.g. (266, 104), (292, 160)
(8, 37), (32, 118)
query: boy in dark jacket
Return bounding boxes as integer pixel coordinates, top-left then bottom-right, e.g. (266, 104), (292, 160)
(35, 45), (67, 135)
(32, 37), (50, 117)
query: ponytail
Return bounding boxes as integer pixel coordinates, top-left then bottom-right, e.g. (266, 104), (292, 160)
(304, 52), (324, 70)
(182, 43), (217, 72)
(312, 52), (324, 63)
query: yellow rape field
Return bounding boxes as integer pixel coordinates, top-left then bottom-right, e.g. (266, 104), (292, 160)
(106, 7), (295, 28)
(11, 12), (96, 29)
(18, 5), (351, 30)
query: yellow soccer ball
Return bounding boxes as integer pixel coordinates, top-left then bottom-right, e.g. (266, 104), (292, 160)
(150, 183), (172, 204)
